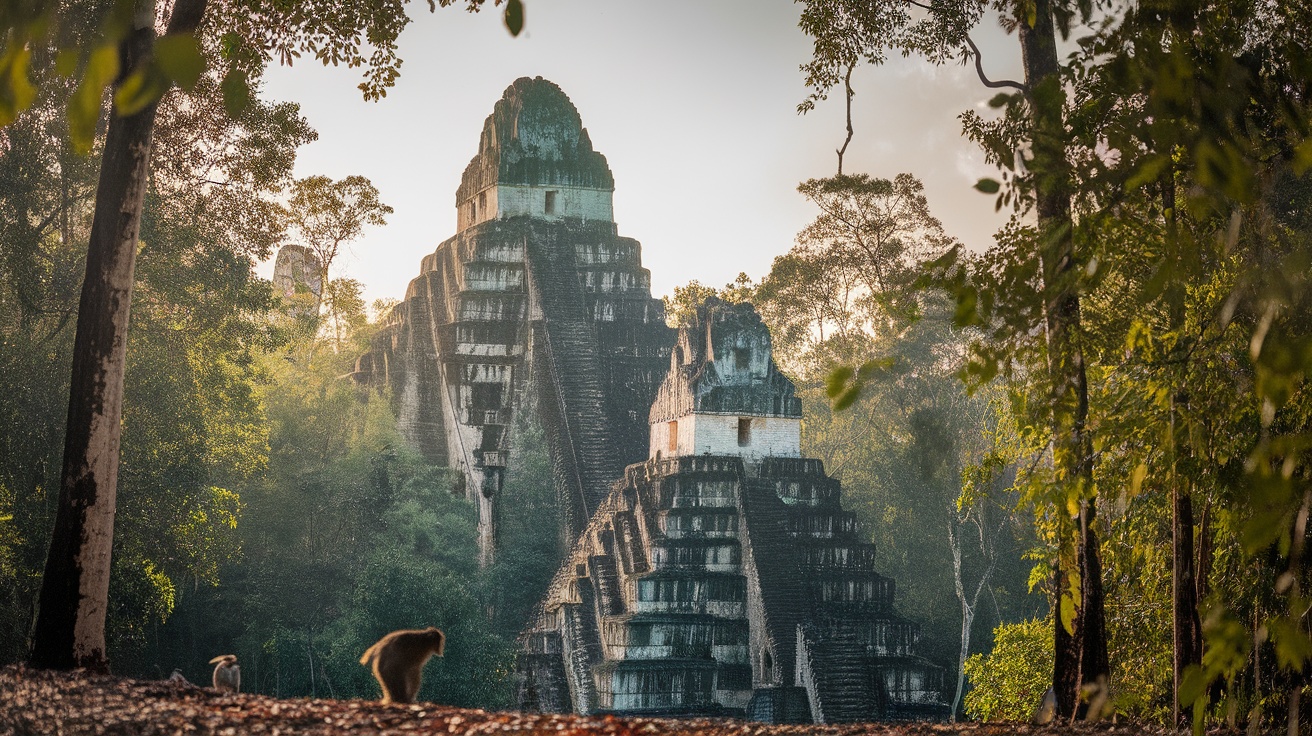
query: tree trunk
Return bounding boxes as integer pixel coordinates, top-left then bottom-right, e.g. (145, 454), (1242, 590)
(1016, 0), (1109, 716)
(1052, 564), (1080, 716)
(28, 0), (208, 672)
(1173, 485), (1202, 723)
(947, 514), (970, 721)
(1196, 498), (1212, 602)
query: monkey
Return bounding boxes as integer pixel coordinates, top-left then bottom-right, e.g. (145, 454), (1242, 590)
(209, 654), (240, 693)
(166, 669), (192, 686)
(1031, 687), (1056, 725)
(1079, 675), (1111, 722)
(359, 627), (446, 704)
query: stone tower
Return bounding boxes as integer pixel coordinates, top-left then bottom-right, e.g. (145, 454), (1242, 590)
(272, 243), (322, 318)
(516, 298), (948, 722)
(354, 77), (674, 565)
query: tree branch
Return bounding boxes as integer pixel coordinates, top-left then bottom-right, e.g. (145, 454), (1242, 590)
(963, 33), (1027, 92)
(899, 0), (1028, 93)
(837, 63), (854, 175)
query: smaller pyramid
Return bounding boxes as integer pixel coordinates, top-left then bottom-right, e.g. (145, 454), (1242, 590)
(516, 298), (949, 722)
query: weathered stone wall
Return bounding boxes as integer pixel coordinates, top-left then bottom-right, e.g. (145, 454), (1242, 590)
(648, 414), (801, 460)
(517, 301), (948, 723)
(272, 244), (322, 319)
(649, 299), (802, 424)
(354, 78), (673, 564)
(517, 451), (947, 722)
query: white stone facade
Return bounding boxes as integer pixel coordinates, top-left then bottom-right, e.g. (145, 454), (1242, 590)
(457, 184), (614, 231)
(649, 412), (802, 461)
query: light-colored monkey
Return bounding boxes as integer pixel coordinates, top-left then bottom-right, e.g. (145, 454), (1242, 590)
(359, 627), (446, 704)
(1031, 687), (1056, 725)
(209, 654), (240, 693)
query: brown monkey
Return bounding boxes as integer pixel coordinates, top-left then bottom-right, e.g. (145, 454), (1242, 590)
(209, 654), (240, 693)
(359, 627), (446, 704)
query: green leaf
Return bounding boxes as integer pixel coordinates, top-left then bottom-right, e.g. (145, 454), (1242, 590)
(975, 178), (1001, 194)
(155, 33), (205, 90)
(987, 92), (1014, 108)
(825, 365), (854, 399)
(221, 68), (251, 117)
(55, 49), (79, 78)
(504, 0), (525, 37)
(113, 67), (166, 116)
(0, 45), (37, 127)
(1059, 594), (1076, 635)
(1125, 154), (1168, 192)
(1178, 665), (1208, 706)
(1240, 508), (1287, 555)
(830, 386), (860, 411)
(68, 43), (121, 154)
(825, 365), (863, 411)
(1269, 617), (1312, 671)
(1295, 137), (1312, 176)
(1129, 463), (1148, 495)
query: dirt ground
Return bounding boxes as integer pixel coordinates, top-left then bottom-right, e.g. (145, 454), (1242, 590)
(0, 666), (1201, 736)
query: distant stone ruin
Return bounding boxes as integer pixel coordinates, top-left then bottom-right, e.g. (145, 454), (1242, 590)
(357, 77), (947, 722)
(516, 298), (948, 722)
(273, 244), (322, 317)
(353, 77), (673, 566)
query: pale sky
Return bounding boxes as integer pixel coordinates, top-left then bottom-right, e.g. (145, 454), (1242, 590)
(259, 1), (1021, 307)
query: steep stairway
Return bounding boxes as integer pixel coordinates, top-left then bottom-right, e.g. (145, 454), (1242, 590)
(798, 626), (884, 723)
(525, 230), (626, 530)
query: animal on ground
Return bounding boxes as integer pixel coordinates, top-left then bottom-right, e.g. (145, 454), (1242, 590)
(1079, 675), (1111, 721)
(166, 669), (192, 686)
(1031, 687), (1057, 725)
(359, 627), (446, 704)
(209, 654), (240, 693)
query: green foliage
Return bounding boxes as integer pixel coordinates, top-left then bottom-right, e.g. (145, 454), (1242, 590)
(283, 174), (391, 346)
(752, 222), (1041, 683)
(480, 409), (563, 640)
(962, 618), (1053, 722)
(0, 0), (515, 147)
(131, 315), (530, 706)
(754, 173), (953, 379)
(0, 0), (533, 691)
(503, 0), (524, 37)
(799, 0), (1312, 728)
(662, 275), (752, 328)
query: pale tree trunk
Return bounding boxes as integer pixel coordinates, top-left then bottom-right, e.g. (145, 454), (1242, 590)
(28, 0), (208, 672)
(1015, 0), (1109, 717)
(947, 504), (1000, 721)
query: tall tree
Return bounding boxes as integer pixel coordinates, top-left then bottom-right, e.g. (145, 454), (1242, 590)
(283, 174), (391, 348)
(30, 0), (210, 672)
(751, 174), (1037, 713)
(796, 0), (1107, 714)
(3, 0), (501, 673)
(0, 0), (315, 666)
(863, 0), (1312, 727)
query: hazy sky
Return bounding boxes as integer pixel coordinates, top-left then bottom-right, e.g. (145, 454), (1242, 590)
(259, 1), (1023, 306)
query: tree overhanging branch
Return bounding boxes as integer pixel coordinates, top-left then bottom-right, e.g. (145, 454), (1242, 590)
(962, 34), (1027, 92)
(900, 0), (1028, 93)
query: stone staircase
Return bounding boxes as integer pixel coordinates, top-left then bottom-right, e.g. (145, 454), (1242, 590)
(590, 555), (624, 618)
(525, 230), (625, 529)
(797, 625), (884, 723)
(561, 585), (603, 713)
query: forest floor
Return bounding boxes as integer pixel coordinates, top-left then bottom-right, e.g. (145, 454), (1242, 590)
(0, 665), (1210, 736)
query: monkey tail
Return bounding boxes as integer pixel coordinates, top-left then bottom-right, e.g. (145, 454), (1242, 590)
(359, 642), (380, 666)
